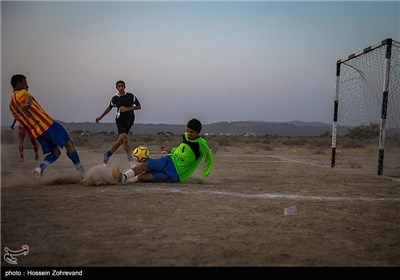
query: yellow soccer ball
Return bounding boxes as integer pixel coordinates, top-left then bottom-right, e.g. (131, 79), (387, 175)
(132, 146), (150, 163)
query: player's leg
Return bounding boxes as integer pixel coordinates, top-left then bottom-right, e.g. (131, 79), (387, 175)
(123, 123), (135, 167)
(17, 125), (25, 160)
(118, 167), (174, 184)
(121, 133), (135, 167)
(137, 172), (154, 182)
(64, 140), (84, 174)
(28, 132), (39, 160)
(103, 133), (124, 165)
(120, 133), (135, 168)
(39, 121), (84, 175)
(44, 122), (84, 174)
(111, 120), (135, 167)
(112, 157), (176, 184)
(103, 120), (128, 165)
(18, 139), (24, 160)
(112, 162), (147, 183)
(34, 139), (60, 176)
(52, 122), (84, 174)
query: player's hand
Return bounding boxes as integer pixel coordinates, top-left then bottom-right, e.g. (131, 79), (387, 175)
(160, 146), (168, 155)
(119, 106), (128, 113)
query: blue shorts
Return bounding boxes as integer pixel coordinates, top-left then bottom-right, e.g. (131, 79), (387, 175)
(146, 156), (179, 183)
(36, 121), (71, 154)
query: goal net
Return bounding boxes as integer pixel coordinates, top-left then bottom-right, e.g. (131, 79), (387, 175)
(331, 38), (400, 177)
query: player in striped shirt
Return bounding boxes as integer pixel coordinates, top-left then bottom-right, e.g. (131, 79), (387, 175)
(9, 74), (84, 177)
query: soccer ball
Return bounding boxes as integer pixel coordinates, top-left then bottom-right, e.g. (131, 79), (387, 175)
(132, 146), (150, 163)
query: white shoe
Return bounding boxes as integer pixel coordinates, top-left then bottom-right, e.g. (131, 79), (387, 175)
(33, 167), (43, 177)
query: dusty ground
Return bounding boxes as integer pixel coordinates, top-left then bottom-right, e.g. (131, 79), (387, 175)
(1, 141), (400, 268)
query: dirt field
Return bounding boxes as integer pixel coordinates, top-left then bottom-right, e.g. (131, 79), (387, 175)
(1, 141), (400, 268)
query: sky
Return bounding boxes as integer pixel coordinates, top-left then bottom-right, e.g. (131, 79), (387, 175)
(1, 0), (399, 126)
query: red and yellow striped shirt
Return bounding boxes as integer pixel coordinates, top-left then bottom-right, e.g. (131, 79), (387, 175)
(9, 89), (54, 138)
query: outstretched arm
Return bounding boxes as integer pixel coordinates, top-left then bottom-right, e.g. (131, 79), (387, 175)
(96, 107), (112, 123)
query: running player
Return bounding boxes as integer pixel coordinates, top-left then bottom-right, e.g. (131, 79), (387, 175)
(96, 80), (141, 168)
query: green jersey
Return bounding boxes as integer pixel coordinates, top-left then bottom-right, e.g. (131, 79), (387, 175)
(170, 132), (213, 182)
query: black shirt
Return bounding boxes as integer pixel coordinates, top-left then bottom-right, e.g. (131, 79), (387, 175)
(108, 92), (140, 124)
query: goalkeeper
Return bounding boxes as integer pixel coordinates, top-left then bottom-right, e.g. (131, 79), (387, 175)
(112, 118), (213, 184)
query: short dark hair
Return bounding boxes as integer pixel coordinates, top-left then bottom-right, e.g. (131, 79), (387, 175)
(116, 80), (125, 86)
(187, 118), (202, 133)
(11, 74), (26, 89)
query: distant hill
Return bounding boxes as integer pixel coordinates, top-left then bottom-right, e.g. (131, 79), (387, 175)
(51, 120), (333, 137)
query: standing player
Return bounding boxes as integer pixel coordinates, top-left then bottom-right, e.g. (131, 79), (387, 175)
(9, 74), (84, 177)
(112, 118), (213, 184)
(96, 80), (141, 168)
(11, 118), (40, 160)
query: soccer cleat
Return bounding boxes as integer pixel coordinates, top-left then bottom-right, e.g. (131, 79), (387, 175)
(33, 167), (43, 177)
(34, 154), (39, 160)
(112, 167), (128, 184)
(112, 166), (123, 183)
(103, 153), (109, 165)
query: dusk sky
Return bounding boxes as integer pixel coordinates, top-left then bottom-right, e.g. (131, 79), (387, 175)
(2, 1), (399, 126)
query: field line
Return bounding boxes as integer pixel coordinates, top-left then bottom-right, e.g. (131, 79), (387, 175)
(132, 187), (400, 202)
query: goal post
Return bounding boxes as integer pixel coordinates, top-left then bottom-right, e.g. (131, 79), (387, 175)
(331, 38), (400, 176)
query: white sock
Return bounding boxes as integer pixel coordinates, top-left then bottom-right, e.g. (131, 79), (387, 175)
(123, 169), (135, 181)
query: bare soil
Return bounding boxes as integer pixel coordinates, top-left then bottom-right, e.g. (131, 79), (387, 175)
(1, 142), (400, 268)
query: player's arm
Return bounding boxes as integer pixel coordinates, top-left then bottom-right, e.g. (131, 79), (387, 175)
(96, 106), (112, 123)
(119, 96), (141, 113)
(17, 90), (33, 117)
(119, 105), (141, 112)
(160, 146), (169, 155)
(10, 119), (17, 129)
(22, 96), (33, 110)
(200, 141), (214, 177)
(17, 90), (33, 111)
(96, 98), (115, 123)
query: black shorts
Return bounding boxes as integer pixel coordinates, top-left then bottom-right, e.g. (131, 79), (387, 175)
(116, 118), (133, 134)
